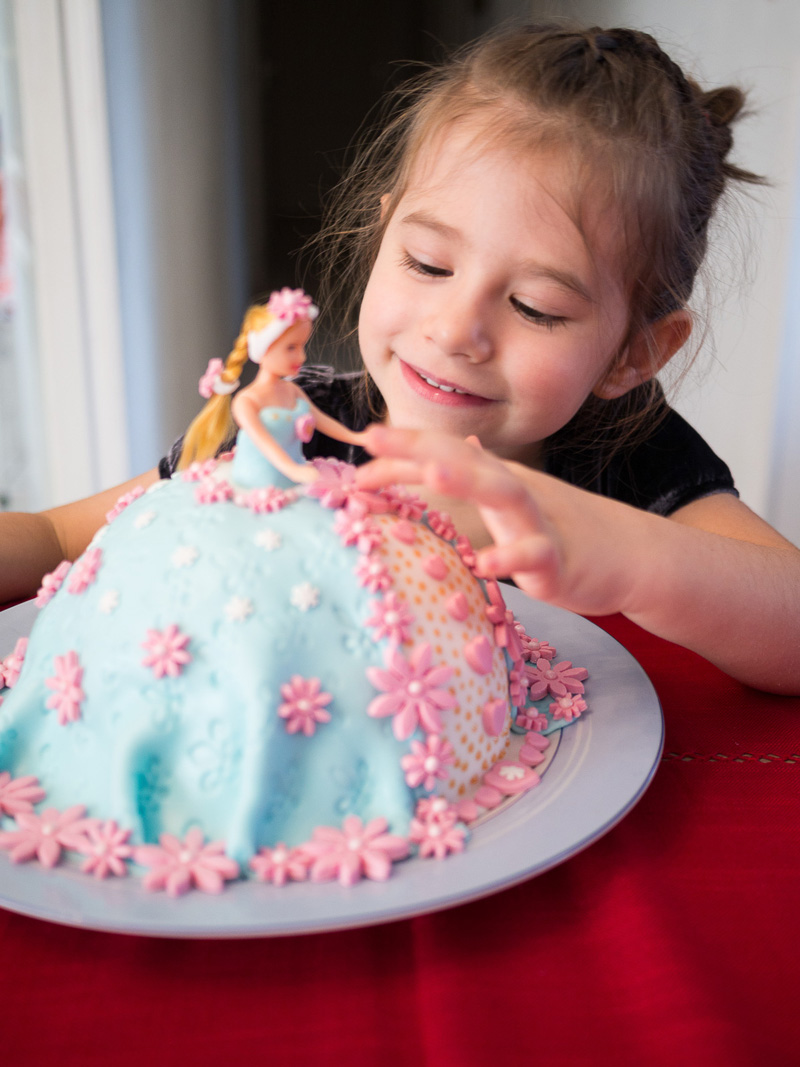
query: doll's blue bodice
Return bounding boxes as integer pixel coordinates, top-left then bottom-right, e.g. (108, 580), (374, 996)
(231, 398), (312, 489)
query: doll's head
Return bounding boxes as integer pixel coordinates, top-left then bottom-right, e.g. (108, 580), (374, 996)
(316, 23), (762, 451)
(178, 289), (318, 469)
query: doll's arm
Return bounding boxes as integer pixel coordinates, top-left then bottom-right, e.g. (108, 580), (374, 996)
(0, 469), (160, 604)
(303, 400), (368, 449)
(356, 425), (800, 695)
(231, 390), (317, 484)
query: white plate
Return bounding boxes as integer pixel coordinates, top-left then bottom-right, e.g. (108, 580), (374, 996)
(0, 588), (663, 938)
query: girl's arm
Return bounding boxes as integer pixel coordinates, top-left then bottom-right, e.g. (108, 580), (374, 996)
(356, 425), (800, 695)
(231, 389), (317, 484)
(0, 468), (160, 604)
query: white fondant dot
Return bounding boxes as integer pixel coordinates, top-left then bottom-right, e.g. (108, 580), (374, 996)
(134, 510), (157, 530)
(408, 681), (423, 696)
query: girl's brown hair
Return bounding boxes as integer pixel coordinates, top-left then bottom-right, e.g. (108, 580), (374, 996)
(312, 22), (763, 445)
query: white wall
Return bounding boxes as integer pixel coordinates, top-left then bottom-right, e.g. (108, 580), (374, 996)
(495, 0), (800, 541)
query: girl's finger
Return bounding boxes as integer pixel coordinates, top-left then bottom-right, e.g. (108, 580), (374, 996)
(477, 534), (558, 589)
(355, 456), (426, 489)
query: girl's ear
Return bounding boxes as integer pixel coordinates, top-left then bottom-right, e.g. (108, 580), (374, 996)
(593, 311), (693, 399)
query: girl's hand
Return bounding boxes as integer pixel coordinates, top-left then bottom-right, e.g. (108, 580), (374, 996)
(356, 424), (647, 618)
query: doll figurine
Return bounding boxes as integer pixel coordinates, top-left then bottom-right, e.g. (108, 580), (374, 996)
(180, 288), (365, 488)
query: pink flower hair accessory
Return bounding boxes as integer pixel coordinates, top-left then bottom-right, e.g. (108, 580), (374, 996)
(199, 357), (239, 399)
(249, 843), (311, 886)
(135, 828), (240, 896)
(278, 676), (333, 736)
(141, 624), (192, 679)
(400, 734), (456, 791)
(0, 804), (91, 868)
(247, 288), (319, 364)
(367, 642), (456, 741)
(304, 815), (409, 886)
(0, 772), (46, 816)
(44, 650), (85, 725)
(35, 560), (72, 608)
(1, 637), (29, 689)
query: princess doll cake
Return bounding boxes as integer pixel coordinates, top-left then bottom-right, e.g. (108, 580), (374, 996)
(0, 290), (588, 894)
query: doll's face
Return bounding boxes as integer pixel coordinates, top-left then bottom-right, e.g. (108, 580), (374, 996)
(357, 119), (632, 464)
(263, 320), (312, 378)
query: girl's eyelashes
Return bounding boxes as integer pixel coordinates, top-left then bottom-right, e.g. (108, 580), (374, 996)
(510, 296), (564, 330)
(400, 252), (451, 278)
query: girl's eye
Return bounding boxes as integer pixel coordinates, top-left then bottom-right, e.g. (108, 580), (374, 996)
(511, 296), (564, 330)
(400, 252), (451, 278)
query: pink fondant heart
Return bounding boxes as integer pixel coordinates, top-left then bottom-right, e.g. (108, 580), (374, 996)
(482, 698), (507, 737)
(446, 592), (469, 621)
(390, 520), (417, 544)
(423, 554), (448, 581)
(464, 635), (494, 675)
(474, 785), (503, 810)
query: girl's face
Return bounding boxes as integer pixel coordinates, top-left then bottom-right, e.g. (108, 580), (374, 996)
(263, 320), (312, 378)
(358, 121), (632, 463)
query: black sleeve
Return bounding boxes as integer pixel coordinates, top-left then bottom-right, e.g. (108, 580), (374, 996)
(546, 388), (738, 516)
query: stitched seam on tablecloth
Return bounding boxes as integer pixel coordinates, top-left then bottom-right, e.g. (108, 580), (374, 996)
(662, 751), (800, 764)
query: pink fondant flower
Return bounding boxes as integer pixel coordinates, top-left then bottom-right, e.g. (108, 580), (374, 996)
(367, 642), (456, 741)
(67, 547), (103, 594)
(181, 458), (219, 482)
(549, 694), (588, 722)
(307, 457), (388, 515)
(1, 637), (28, 689)
(454, 535), (477, 570)
(74, 819), (134, 878)
(35, 560), (72, 608)
(105, 485), (144, 523)
(295, 412), (315, 443)
(304, 815), (409, 886)
(426, 509), (457, 542)
(141, 624), (192, 679)
(236, 486), (294, 513)
(526, 659), (588, 700)
(44, 650), (85, 724)
(0, 805), (90, 867)
(333, 509), (383, 554)
(198, 357), (226, 399)
(278, 676), (333, 736)
(249, 842), (310, 885)
(400, 734), (455, 791)
(513, 622), (556, 662)
(515, 710), (549, 733)
(267, 286), (316, 323)
(354, 554), (392, 592)
(195, 477), (234, 504)
(509, 659), (529, 709)
(408, 798), (466, 860)
(134, 827), (240, 896)
(0, 772), (46, 815)
(364, 591), (414, 646)
(378, 485), (426, 521)
(484, 579), (523, 661)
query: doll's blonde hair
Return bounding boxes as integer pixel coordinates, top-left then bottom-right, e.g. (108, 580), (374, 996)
(177, 303), (273, 469)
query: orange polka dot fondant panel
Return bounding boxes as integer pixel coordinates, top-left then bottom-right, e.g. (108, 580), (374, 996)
(375, 517), (511, 799)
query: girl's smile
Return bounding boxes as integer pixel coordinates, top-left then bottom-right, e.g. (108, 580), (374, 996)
(358, 120), (632, 463)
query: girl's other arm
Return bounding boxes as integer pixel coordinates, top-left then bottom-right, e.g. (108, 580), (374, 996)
(0, 469), (159, 604)
(356, 425), (800, 695)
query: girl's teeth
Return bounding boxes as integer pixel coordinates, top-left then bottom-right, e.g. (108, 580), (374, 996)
(420, 372), (467, 395)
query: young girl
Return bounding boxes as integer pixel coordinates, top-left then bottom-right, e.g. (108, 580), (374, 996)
(1, 23), (798, 693)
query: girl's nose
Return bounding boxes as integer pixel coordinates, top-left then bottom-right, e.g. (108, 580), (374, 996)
(423, 291), (493, 363)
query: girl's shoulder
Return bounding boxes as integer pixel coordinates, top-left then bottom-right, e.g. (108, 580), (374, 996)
(546, 384), (738, 516)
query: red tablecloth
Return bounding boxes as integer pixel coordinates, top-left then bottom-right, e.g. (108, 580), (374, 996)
(1, 615), (798, 1066)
